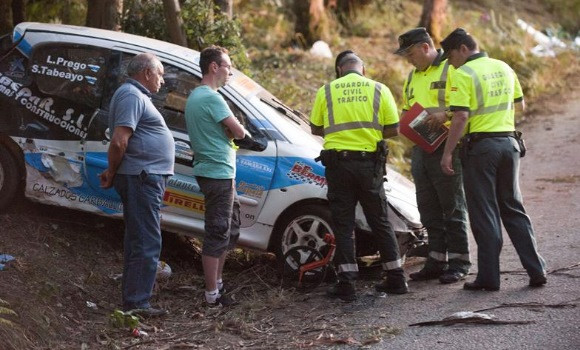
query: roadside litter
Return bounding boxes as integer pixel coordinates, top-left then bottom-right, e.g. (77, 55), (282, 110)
(156, 260), (172, 280)
(517, 19), (567, 57)
(409, 311), (534, 327)
(309, 40), (333, 58)
(0, 254), (15, 271)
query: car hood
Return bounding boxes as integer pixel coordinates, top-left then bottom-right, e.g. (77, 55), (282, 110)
(385, 167), (422, 227)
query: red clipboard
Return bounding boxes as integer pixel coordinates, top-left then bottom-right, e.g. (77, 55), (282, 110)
(400, 102), (448, 153)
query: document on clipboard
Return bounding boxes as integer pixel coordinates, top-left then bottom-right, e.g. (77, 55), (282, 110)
(400, 102), (448, 153)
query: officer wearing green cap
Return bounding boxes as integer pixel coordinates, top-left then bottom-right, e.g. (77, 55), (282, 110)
(395, 27), (471, 284)
(440, 28), (547, 291)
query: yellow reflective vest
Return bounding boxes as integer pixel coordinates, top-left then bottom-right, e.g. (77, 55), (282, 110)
(402, 50), (452, 116)
(310, 72), (399, 151)
(449, 52), (524, 133)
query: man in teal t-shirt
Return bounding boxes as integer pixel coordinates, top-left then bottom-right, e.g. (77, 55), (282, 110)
(186, 85), (236, 179)
(185, 45), (248, 307)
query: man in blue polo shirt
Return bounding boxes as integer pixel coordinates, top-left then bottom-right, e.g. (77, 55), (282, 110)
(100, 53), (174, 316)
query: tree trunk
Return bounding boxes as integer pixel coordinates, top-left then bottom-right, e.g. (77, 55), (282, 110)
(11, 0), (25, 26)
(162, 0), (187, 47)
(86, 0), (123, 31)
(292, 0), (326, 46)
(214, 0), (233, 19)
(308, 0), (325, 42)
(0, 1), (12, 35)
(419, 0), (447, 44)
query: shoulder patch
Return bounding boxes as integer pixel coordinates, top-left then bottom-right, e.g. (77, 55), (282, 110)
(430, 81), (446, 89)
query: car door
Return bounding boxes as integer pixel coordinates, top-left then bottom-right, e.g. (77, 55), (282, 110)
(23, 42), (114, 212)
(155, 62), (276, 230)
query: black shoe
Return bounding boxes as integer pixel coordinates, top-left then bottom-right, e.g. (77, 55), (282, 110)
(327, 282), (357, 301)
(463, 281), (499, 291)
(409, 268), (444, 281)
(439, 270), (467, 284)
(529, 274), (547, 287)
(207, 294), (238, 308)
(125, 307), (168, 317)
(375, 279), (410, 294)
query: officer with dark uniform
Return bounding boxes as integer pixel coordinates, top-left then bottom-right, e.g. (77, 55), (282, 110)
(395, 28), (471, 284)
(440, 28), (547, 291)
(310, 51), (408, 301)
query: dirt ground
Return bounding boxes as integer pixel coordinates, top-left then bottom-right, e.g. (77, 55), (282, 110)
(1, 80), (580, 350)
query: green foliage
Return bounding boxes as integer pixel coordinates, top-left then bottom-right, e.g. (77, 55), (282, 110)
(182, 0), (250, 70)
(122, 0), (168, 40)
(251, 51), (333, 114)
(237, 0), (294, 50)
(122, 0), (249, 71)
(109, 309), (139, 329)
(543, 0), (580, 34)
(336, 0), (404, 38)
(0, 299), (16, 329)
(26, 0), (86, 25)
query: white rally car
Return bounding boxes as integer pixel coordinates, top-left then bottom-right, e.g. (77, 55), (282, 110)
(0, 22), (425, 263)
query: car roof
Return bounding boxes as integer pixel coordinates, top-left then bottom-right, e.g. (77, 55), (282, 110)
(10, 22), (312, 142)
(12, 22), (271, 98)
(13, 22), (200, 65)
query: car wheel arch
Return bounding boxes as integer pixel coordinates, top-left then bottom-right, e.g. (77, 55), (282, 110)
(268, 198), (332, 256)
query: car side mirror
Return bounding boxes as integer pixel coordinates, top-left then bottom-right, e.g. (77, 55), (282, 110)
(234, 134), (267, 152)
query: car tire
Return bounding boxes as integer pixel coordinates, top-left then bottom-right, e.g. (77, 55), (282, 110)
(0, 147), (20, 211)
(272, 204), (333, 264)
(281, 246), (326, 291)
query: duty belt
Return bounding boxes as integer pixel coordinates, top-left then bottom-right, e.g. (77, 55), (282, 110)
(336, 150), (377, 160)
(468, 131), (515, 142)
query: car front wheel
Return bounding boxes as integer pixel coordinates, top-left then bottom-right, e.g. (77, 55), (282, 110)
(272, 204), (333, 262)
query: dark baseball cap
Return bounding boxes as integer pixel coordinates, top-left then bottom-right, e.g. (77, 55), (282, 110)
(440, 28), (470, 59)
(394, 27), (431, 55)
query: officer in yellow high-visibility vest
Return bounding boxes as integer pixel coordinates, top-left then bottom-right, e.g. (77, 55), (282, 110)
(310, 51), (408, 301)
(440, 28), (547, 291)
(396, 27), (471, 284)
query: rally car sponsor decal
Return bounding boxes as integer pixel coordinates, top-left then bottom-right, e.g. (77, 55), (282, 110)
(163, 189), (205, 213)
(269, 156), (326, 189)
(287, 161), (326, 187)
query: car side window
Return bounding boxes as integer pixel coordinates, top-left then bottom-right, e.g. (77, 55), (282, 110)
(98, 52), (260, 139)
(154, 64), (201, 131)
(29, 43), (109, 109)
(0, 34), (30, 86)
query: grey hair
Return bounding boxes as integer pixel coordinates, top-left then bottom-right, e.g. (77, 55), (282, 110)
(127, 53), (160, 77)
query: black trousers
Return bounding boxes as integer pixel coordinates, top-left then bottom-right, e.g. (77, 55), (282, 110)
(325, 157), (402, 282)
(463, 137), (546, 288)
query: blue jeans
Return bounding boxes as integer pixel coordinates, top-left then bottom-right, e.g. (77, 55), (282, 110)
(114, 171), (167, 310)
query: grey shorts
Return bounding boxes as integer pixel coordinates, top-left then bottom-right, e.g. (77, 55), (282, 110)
(196, 177), (240, 257)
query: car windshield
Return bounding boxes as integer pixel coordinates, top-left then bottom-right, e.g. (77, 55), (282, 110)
(227, 69), (322, 147)
(249, 91), (322, 148)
